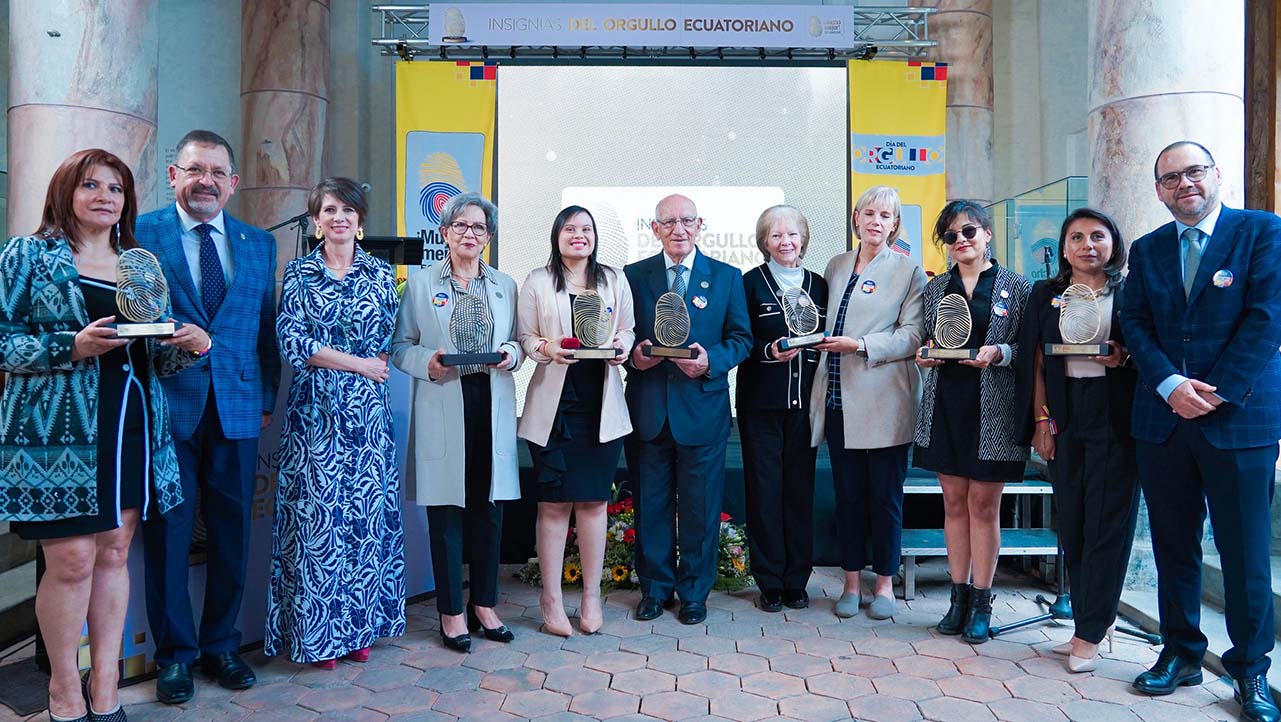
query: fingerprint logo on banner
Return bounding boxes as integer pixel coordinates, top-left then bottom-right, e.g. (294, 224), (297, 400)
(418, 152), (467, 224)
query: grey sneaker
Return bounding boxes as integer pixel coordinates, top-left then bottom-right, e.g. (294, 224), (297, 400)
(867, 594), (896, 620)
(834, 590), (861, 618)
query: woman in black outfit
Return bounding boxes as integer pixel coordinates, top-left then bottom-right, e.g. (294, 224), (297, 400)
(1019, 207), (1138, 672)
(914, 200), (1031, 644)
(737, 205), (827, 612)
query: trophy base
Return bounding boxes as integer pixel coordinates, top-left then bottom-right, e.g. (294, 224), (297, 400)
(113, 321), (180, 338)
(920, 347), (978, 360)
(1044, 343), (1111, 356)
(780, 332), (828, 351)
(570, 347), (622, 360)
(441, 352), (504, 366)
(644, 345), (698, 360)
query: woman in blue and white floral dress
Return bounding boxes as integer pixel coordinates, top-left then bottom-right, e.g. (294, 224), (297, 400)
(266, 178), (405, 668)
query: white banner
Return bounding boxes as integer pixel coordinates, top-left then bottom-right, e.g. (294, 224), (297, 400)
(429, 3), (854, 48)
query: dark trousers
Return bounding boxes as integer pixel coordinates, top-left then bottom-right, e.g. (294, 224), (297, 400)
(633, 422), (728, 604)
(738, 409), (816, 591)
(1137, 419), (1277, 678)
(142, 392), (258, 665)
(826, 408), (909, 576)
(427, 375), (501, 616)
(1047, 378), (1139, 644)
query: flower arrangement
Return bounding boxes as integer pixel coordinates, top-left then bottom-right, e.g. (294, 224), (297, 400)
(515, 492), (753, 592)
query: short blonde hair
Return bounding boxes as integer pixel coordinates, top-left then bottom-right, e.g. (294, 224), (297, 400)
(852, 185), (903, 241)
(754, 205), (811, 261)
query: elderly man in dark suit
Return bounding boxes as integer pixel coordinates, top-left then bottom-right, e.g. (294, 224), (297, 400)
(1121, 140), (1281, 722)
(625, 194), (752, 625)
(137, 130), (280, 704)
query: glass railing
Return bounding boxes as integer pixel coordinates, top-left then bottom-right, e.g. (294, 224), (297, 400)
(987, 176), (1088, 283)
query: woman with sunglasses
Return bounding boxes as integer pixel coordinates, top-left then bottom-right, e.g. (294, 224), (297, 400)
(914, 200), (1031, 644)
(1017, 208), (1138, 672)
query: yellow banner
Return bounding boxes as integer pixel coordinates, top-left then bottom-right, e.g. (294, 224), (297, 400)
(395, 61), (498, 262)
(848, 60), (948, 273)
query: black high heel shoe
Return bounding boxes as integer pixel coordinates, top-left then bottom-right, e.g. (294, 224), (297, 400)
(467, 604), (515, 643)
(439, 615), (472, 653)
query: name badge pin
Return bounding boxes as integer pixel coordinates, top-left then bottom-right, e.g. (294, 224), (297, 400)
(1213, 269), (1234, 288)
(1051, 295), (1062, 308)
(993, 301), (1009, 317)
(860, 280), (877, 294)
(692, 295), (708, 309)
(432, 292), (449, 307)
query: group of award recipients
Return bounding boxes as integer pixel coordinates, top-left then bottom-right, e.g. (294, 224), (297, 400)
(1, 134), (1278, 722)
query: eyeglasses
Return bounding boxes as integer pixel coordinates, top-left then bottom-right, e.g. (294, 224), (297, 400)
(448, 221), (489, 236)
(942, 225), (980, 245)
(656, 216), (701, 231)
(1157, 164), (1213, 189)
(174, 164), (231, 183)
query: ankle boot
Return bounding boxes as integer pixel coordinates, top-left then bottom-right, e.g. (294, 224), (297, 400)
(962, 588), (994, 644)
(936, 582), (971, 635)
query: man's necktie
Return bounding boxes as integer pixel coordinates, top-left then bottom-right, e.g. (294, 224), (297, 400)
(671, 264), (687, 298)
(1182, 227), (1204, 298)
(196, 223), (227, 318)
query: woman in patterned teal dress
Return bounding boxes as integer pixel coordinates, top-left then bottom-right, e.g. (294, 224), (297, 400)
(266, 178), (405, 668)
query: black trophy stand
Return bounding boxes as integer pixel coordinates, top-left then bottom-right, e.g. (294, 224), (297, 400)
(988, 544), (1162, 646)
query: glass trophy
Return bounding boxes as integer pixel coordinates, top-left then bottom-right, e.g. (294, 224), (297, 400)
(113, 248), (180, 338)
(778, 286), (827, 351)
(441, 292), (504, 366)
(563, 290), (621, 359)
(1044, 283), (1110, 356)
(642, 291), (697, 359)
(920, 293), (978, 360)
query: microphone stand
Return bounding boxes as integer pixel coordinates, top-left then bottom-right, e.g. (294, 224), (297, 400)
(266, 211), (311, 260)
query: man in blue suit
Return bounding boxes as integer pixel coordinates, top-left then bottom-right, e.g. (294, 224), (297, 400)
(625, 194), (752, 625)
(1121, 141), (1281, 722)
(137, 130), (280, 704)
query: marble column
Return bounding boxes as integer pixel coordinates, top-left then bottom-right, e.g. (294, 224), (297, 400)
(1087, 1), (1244, 237)
(240, 0), (330, 278)
(7, 0), (158, 236)
(924, 0), (995, 205)
(1087, 1), (1246, 588)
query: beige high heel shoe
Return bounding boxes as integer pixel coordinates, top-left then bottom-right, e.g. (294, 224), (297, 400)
(540, 597), (574, 637)
(1066, 627), (1114, 673)
(578, 594), (603, 635)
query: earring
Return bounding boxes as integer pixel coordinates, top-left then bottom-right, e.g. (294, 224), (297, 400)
(314, 226), (323, 240)
(356, 227), (364, 241)
(113, 223), (121, 248)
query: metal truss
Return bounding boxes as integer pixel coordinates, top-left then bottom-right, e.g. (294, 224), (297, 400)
(371, 5), (936, 62)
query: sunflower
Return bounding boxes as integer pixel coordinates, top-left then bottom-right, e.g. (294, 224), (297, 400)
(563, 561), (582, 584)
(732, 557), (746, 572)
(611, 565), (629, 583)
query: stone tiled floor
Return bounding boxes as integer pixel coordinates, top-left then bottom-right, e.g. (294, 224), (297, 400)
(1, 564), (1246, 722)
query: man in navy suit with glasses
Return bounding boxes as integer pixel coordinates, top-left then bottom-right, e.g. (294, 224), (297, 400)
(1121, 140), (1281, 722)
(137, 130), (280, 704)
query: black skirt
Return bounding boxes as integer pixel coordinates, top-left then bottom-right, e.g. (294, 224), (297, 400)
(528, 358), (620, 503)
(13, 278), (149, 540)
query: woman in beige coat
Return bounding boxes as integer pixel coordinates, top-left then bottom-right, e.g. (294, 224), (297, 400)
(391, 193), (523, 653)
(517, 205), (635, 636)
(810, 186), (927, 621)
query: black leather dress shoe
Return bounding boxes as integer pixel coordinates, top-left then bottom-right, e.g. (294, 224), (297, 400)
(198, 652), (256, 690)
(1237, 675), (1281, 722)
(783, 589), (810, 610)
(759, 589), (783, 613)
(155, 663), (193, 705)
(1133, 651), (1203, 695)
(678, 601), (707, 625)
(635, 596), (666, 621)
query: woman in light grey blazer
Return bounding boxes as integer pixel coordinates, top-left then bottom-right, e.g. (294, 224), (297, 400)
(391, 193), (523, 653)
(809, 186), (927, 621)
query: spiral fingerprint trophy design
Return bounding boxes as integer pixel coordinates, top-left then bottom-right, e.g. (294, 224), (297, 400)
(778, 286), (827, 351)
(921, 293), (978, 360)
(440, 292), (503, 366)
(564, 290), (621, 359)
(1046, 283), (1110, 356)
(643, 291), (697, 359)
(114, 248), (179, 337)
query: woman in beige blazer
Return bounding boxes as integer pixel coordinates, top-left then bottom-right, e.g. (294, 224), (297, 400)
(391, 193), (524, 653)
(517, 205), (635, 637)
(809, 186), (927, 621)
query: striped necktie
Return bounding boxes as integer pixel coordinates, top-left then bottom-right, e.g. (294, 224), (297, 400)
(671, 264), (687, 297)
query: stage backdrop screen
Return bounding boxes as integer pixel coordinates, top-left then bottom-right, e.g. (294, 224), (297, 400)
(496, 65), (849, 413)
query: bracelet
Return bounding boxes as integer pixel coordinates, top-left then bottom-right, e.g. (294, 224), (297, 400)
(535, 338), (550, 356)
(193, 337), (213, 358)
(1037, 404), (1057, 434)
